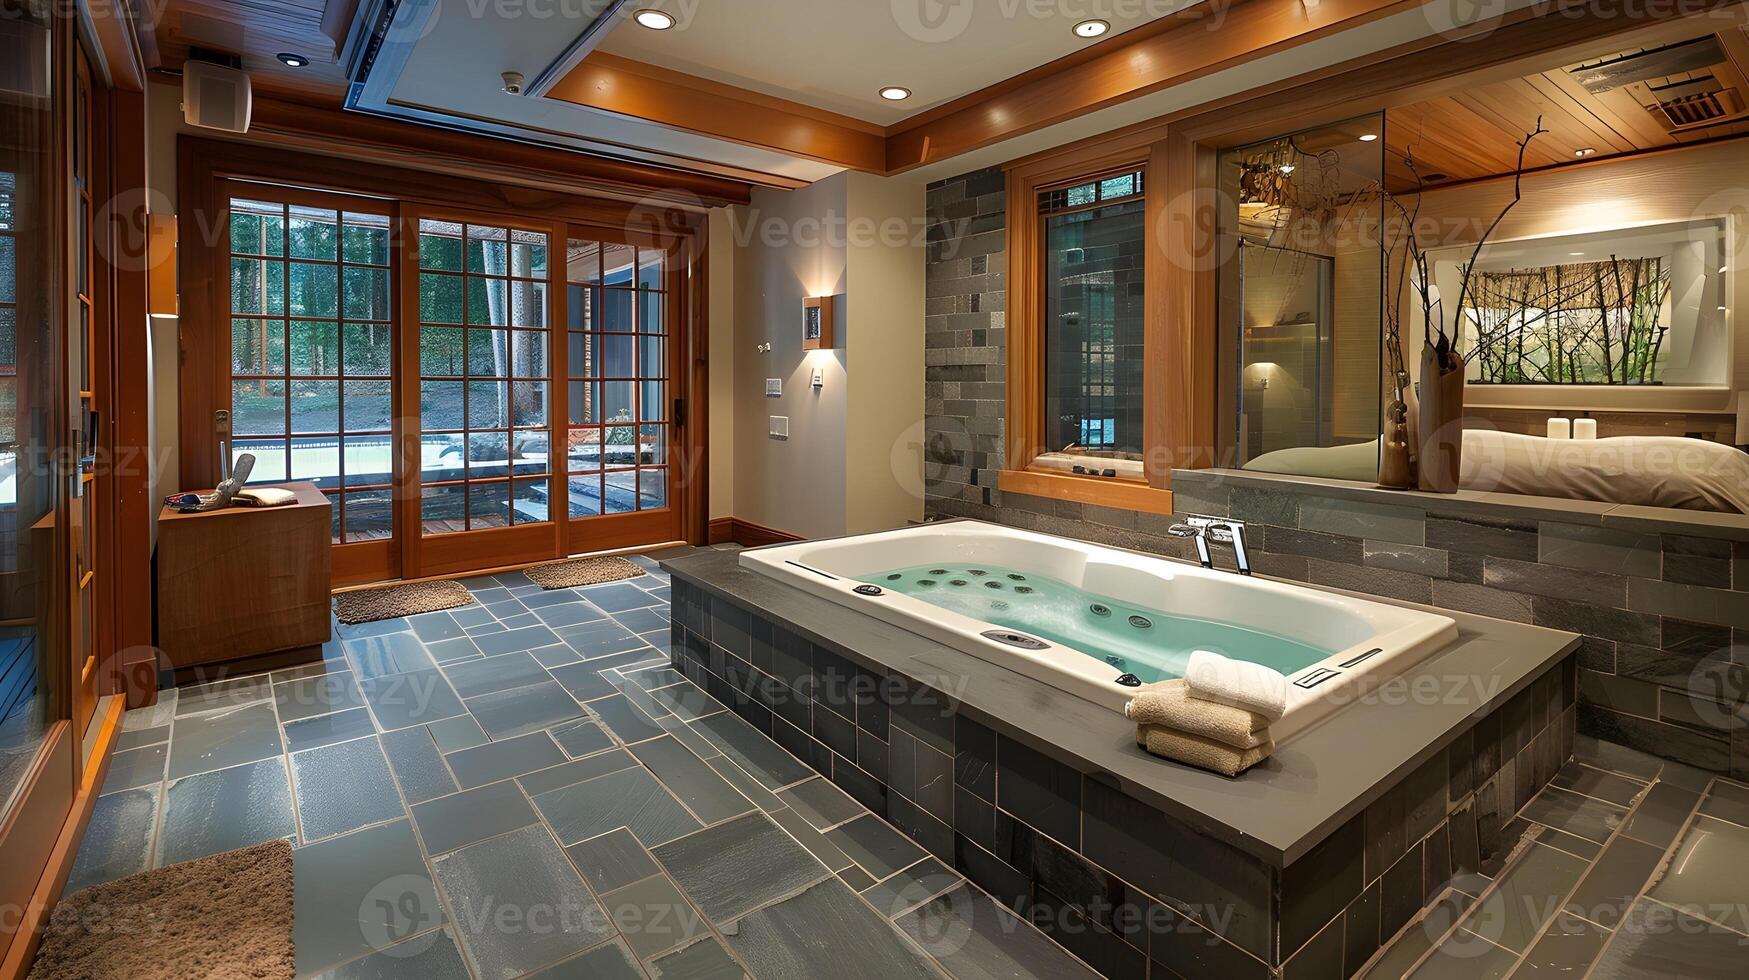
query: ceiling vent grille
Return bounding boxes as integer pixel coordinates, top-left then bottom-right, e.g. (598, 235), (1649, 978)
(1658, 91), (1730, 126)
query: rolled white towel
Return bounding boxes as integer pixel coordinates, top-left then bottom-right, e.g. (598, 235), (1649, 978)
(1185, 651), (1288, 722)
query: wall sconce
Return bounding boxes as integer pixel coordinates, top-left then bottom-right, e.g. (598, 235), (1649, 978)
(803, 296), (834, 350)
(147, 212), (179, 319)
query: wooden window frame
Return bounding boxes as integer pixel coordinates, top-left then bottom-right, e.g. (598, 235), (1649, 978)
(178, 137), (709, 583)
(1000, 3), (1723, 515)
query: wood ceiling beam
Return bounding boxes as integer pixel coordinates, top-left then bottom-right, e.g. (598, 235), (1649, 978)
(544, 52), (889, 172)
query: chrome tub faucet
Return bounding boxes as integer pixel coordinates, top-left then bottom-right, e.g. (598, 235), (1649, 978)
(1167, 515), (1252, 576)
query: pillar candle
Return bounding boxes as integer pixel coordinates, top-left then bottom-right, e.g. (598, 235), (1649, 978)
(1572, 418), (1597, 440)
(1547, 418), (1571, 439)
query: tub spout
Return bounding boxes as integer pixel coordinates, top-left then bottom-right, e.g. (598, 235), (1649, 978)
(1168, 516), (1252, 576)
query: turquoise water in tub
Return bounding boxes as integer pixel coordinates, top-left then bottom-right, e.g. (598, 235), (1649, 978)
(866, 564), (1331, 683)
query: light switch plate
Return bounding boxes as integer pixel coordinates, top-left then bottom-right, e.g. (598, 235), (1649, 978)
(765, 378), (782, 397)
(769, 415), (789, 440)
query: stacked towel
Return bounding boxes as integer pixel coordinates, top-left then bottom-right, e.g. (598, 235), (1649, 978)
(1123, 655), (1289, 777)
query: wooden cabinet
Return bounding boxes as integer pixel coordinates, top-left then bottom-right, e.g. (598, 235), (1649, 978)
(156, 482), (332, 681)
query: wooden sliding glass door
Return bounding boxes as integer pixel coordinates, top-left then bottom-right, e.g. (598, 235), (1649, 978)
(205, 163), (695, 584)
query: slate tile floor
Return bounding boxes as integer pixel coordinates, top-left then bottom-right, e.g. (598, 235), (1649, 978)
(1356, 735), (1749, 978)
(67, 552), (1095, 979)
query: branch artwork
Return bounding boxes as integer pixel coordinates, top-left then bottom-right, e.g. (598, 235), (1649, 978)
(1460, 256), (1673, 385)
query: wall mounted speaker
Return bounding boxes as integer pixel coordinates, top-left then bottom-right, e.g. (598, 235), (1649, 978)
(182, 60), (253, 133)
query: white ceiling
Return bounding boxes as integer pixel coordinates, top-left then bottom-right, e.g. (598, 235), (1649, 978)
(594, 0), (1190, 124)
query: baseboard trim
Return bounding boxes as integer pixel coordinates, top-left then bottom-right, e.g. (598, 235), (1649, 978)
(707, 517), (803, 548)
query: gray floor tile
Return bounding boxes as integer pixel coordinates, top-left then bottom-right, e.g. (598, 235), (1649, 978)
(284, 706), (377, 753)
(1587, 898), (1745, 978)
(1520, 786), (1628, 844)
(466, 680), (585, 739)
(862, 857), (961, 920)
(445, 731), (568, 788)
(1550, 764), (1646, 808)
(647, 681), (726, 722)
(501, 614), (541, 630)
(1405, 930), (1519, 979)
(66, 787), (159, 892)
(1648, 814), (1749, 928)
(358, 668), (467, 731)
(653, 812), (828, 923)
(336, 616), (411, 639)
(427, 714), (489, 753)
(432, 824), (613, 979)
(520, 589), (586, 610)
(158, 757), (296, 865)
(531, 644), (583, 668)
(768, 805), (856, 873)
(346, 632), (439, 679)
(121, 691), (177, 731)
(551, 718), (615, 758)
(604, 874), (711, 958)
(1699, 780), (1749, 827)
(730, 877), (941, 980)
(623, 666), (685, 691)
(1515, 911), (1610, 979)
(1620, 781), (1701, 848)
(1563, 834), (1666, 930)
(827, 814), (929, 880)
(291, 737), (406, 842)
(114, 723), (169, 752)
(427, 636), (484, 664)
(629, 736), (755, 824)
(381, 725), (460, 805)
(778, 777), (865, 831)
(411, 780), (539, 854)
(647, 937), (747, 980)
(661, 713), (729, 762)
(898, 883), (1101, 980)
(293, 819), (442, 976)
(559, 619), (646, 658)
(613, 607), (669, 635)
(534, 765), (700, 847)
(475, 624), (562, 657)
(311, 927), (472, 980)
(443, 651), (549, 699)
(591, 693), (667, 743)
(584, 583), (661, 613)
(409, 611), (466, 643)
(516, 749), (640, 796)
(168, 701), (283, 779)
(484, 598), (529, 620)
(275, 671), (367, 724)
(102, 743), (167, 793)
(707, 755), (784, 813)
(690, 712), (813, 790)
(839, 866), (876, 891)
(450, 604), (495, 626)
(1457, 842), (1587, 952)
(564, 827), (661, 893)
(174, 675), (272, 716)
(525, 939), (645, 979)
(534, 601), (606, 629)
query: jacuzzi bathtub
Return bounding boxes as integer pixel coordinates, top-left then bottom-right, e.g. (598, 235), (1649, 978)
(738, 520), (1458, 740)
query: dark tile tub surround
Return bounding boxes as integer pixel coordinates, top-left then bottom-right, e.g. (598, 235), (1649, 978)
(664, 549), (1579, 974)
(929, 461), (1749, 778)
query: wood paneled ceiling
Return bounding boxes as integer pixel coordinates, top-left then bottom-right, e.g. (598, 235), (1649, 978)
(1385, 26), (1749, 192)
(144, 0), (358, 97)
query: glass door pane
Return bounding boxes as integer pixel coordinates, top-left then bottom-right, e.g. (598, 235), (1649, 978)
(565, 238), (669, 518)
(227, 197), (394, 542)
(416, 219), (552, 535)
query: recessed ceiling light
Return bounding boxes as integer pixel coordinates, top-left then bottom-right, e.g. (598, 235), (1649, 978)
(1358, 133), (1378, 142)
(633, 8), (675, 30)
(1574, 147), (1596, 158)
(276, 52), (309, 68)
(879, 86), (911, 101)
(1074, 19), (1110, 38)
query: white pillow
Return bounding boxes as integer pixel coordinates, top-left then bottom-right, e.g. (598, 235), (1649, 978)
(1461, 430), (1749, 514)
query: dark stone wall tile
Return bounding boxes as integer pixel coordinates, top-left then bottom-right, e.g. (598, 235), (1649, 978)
(1578, 703), (1729, 772)
(1426, 514), (1539, 561)
(1280, 813), (1363, 957)
(1533, 596), (1661, 648)
(954, 715), (996, 800)
(995, 736), (1080, 849)
(1483, 557), (1625, 606)
(1265, 526), (1363, 563)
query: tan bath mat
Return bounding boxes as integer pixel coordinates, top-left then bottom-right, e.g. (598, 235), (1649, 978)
(30, 839), (294, 980)
(334, 579), (475, 624)
(523, 555), (647, 590)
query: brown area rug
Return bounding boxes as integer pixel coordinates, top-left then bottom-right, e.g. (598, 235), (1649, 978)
(524, 555), (648, 590)
(30, 839), (294, 980)
(333, 579), (474, 624)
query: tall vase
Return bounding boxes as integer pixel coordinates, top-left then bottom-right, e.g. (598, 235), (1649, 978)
(1378, 412), (1412, 490)
(1417, 343), (1467, 493)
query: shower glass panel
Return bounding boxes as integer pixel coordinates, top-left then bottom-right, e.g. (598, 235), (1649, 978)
(1217, 115), (1386, 481)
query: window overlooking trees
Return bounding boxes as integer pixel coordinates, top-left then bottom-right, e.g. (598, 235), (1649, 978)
(228, 197), (394, 542)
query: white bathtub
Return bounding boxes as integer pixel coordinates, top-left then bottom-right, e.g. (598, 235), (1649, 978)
(738, 520), (1458, 740)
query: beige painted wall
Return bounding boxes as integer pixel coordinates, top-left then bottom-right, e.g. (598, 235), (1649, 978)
(727, 171), (927, 539)
(1406, 140), (1749, 422)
